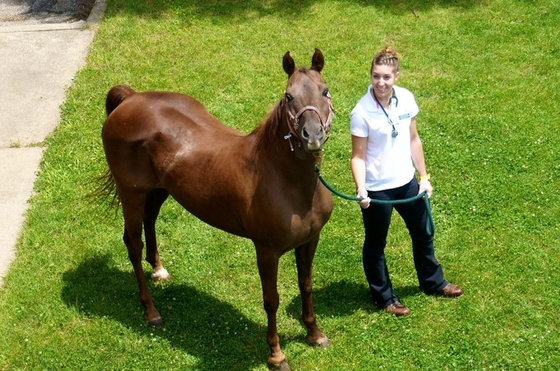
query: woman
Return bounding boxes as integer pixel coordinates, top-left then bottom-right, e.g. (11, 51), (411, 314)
(350, 47), (463, 316)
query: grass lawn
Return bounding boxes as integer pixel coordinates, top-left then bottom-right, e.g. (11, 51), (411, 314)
(1, 0), (559, 370)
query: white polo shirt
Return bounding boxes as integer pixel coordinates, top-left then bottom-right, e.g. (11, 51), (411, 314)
(350, 85), (419, 191)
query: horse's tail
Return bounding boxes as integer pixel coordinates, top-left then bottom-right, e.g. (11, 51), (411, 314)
(96, 85), (134, 209)
(106, 85), (135, 116)
(90, 168), (120, 211)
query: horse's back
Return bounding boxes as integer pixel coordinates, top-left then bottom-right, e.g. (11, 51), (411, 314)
(104, 87), (238, 138)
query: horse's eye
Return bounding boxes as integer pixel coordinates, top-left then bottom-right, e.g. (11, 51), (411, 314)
(323, 88), (331, 98)
(285, 93), (293, 102)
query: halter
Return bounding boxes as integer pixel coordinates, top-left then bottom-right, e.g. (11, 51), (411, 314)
(285, 97), (334, 144)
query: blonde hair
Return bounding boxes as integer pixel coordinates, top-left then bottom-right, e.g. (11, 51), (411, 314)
(370, 47), (400, 75)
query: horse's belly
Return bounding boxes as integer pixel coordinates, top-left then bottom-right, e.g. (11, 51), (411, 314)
(244, 203), (332, 249)
(168, 189), (251, 238)
(169, 190), (331, 249)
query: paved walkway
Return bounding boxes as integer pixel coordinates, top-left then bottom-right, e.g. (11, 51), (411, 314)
(0, 0), (106, 286)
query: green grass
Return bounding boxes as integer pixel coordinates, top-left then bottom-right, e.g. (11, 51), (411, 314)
(1, 0), (559, 369)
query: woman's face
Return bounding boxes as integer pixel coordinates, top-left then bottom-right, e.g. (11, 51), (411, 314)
(371, 64), (399, 101)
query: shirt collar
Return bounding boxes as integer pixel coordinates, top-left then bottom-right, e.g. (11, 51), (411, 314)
(366, 84), (399, 112)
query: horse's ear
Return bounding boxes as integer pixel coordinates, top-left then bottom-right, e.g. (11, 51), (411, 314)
(283, 51), (296, 77)
(310, 48), (324, 73)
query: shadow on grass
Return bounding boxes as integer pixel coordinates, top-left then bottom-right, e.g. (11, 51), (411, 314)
(286, 279), (422, 320)
(107, 0), (484, 24)
(60, 254), (269, 370)
(60, 254), (423, 369)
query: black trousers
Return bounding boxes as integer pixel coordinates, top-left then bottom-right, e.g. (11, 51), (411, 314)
(361, 178), (447, 308)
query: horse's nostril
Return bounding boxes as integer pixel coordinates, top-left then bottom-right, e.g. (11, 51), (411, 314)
(302, 129), (310, 139)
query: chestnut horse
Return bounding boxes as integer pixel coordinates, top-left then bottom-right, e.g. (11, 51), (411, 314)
(101, 49), (334, 370)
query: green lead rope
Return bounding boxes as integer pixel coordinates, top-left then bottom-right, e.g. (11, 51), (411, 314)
(315, 166), (435, 237)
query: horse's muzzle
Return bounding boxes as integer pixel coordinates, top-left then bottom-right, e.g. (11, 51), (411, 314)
(301, 125), (326, 152)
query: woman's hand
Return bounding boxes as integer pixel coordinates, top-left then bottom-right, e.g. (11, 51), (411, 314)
(357, 187), (371, 209)
(419, 179), (433, 198)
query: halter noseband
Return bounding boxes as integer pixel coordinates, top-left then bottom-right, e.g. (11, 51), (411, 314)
(285, 98), (334, 142)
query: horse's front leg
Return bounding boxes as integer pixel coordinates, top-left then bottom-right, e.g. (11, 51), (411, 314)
(255, 248), (290, 371)
(295, 236), (330, 348)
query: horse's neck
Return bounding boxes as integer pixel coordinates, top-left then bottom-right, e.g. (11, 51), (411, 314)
(249, 104), (320, 189)
(269, 140), (321, 193)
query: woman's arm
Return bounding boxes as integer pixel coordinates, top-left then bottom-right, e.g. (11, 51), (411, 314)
(409, 117), (433, 197)
(351, 135), (371, 208)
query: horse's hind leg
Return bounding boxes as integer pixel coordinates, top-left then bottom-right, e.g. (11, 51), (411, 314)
(143, 188), (170, 282)
(295, 237), (330, 348)
(121, 192), (163, 327)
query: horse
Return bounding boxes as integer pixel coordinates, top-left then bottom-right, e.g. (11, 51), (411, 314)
(100, 49), (334, 370)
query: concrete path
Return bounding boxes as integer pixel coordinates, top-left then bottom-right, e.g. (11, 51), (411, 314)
(0, 0), (106, 286)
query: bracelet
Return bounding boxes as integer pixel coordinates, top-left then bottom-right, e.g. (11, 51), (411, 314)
(419, 174), (431, 182)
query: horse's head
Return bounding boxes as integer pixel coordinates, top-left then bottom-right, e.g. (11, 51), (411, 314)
(282, 49), (333, 153)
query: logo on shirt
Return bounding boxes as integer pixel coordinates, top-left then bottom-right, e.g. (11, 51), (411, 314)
(398, 113), (411, 120)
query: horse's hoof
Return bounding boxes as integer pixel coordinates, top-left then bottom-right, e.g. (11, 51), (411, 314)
(148, 316), (164, 328)
(151, 267), (170, 282)
(268, 360), (290, 371)
(310, 336), (331, 349)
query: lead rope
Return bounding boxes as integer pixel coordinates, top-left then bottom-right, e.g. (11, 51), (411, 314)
(315, 165), (434, 236)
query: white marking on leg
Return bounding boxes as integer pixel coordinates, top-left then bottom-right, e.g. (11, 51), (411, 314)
(151, 267), (170, 281)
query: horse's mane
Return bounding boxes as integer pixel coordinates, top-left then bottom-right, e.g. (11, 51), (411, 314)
(251, 98), (286, 153)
